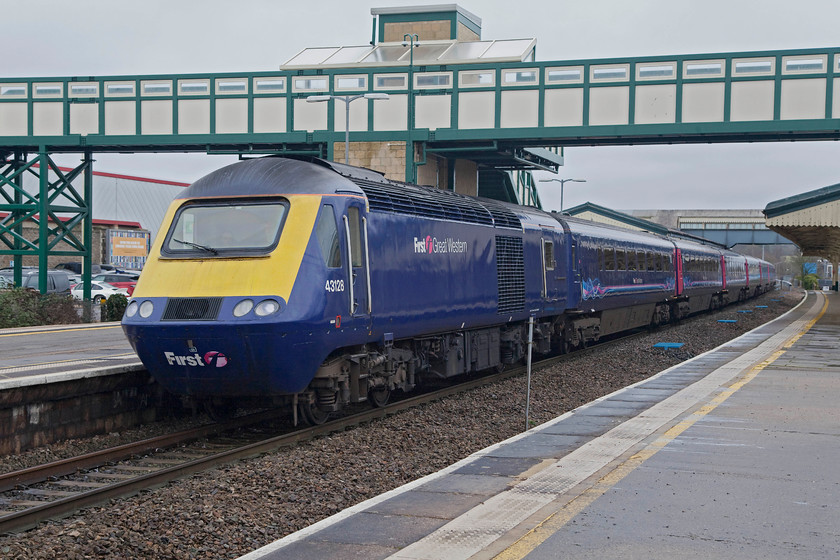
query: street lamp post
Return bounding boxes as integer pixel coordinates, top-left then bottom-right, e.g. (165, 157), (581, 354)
(403, 33), (419, 183)
(538, 178), (587, 211)
(306, 93), (390, 164)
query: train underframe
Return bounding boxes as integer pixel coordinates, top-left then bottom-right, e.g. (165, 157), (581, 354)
(294, 288), (763, 425)
(195, 286), (768, 425)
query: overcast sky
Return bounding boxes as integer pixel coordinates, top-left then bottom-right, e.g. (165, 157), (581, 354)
(4, 0), (840, 212)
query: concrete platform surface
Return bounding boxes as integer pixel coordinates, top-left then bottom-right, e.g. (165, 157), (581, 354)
(0, 322), (140, 388)
(240, 291), (838, 560)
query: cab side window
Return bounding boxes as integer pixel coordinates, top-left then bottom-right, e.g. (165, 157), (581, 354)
(347, 207), (363, 268)
(315, 205), (342, 268)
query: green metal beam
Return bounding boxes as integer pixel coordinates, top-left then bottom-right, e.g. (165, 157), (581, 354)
(0, 152), (92, 296)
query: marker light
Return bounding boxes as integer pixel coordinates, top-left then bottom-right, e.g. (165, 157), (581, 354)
(233, 299), (254, 317)
(255, 299), (280, 317)
(125, 301), (138, 318)
(139, 300), (154, 318)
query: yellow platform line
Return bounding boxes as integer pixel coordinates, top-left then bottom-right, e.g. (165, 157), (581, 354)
(0, 352), (138, 373)
(494, 294), (828, 560)
(0, 324), (122, 338)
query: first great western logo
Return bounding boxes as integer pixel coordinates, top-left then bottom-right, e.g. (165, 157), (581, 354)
(413, 235), (468, 255)
(164, 351), (228, 368)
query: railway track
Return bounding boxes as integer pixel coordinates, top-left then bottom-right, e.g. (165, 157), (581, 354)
(0, 329), (648, 534)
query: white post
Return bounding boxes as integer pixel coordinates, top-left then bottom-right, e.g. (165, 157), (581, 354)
(525, 316), (534, 431)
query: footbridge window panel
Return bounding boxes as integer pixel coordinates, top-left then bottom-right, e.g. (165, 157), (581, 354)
(500, 89), (539, 128)
(0, 103), (27, 136)
(781, 78), (827, 120)
(730, 81), (775, 122)
(458, 91), (495, 129)
(105, 101), (136, 135)
(415, 95), (451, 130)
(544, 88), (583, 127)
(215, 98), (249, 134)
(635, 84), (677, 124)
(589, 86), (630, 126)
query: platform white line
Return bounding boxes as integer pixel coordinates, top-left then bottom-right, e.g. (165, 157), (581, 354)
(386, 294), (822, 560)
(238, 292), (815, 560)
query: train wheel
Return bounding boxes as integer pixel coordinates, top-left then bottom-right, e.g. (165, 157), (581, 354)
(367, 386), (391, 408)
(298, 400), (330, 425)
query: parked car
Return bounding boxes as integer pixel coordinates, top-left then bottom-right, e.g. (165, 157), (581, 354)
(70, 281), (129, 303)
(92, 273), (138, 295)
(55, 262), (102, 275)
(0, 269), (72, 294)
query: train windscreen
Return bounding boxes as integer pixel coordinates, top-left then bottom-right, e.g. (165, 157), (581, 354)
(163, 199), (288, 256)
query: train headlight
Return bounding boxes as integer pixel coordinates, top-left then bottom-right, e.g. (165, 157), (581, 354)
(139, 300), (154, 318)
(125, 301), (139, 318)
(255, 299), (280, 317)
(233, 299), (254, 317)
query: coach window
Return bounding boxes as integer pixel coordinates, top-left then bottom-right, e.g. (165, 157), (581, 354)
(627, 250), (636, 271)
(647, 252), (655, 271)
(315, 205), (341, 268)
(616, 249), (626, 271)
(604, 248), (615, 271)
(544, 241), (556, 270)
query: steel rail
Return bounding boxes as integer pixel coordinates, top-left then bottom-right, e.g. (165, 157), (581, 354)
(0, 327), (662, 534)
(0, 407), (287, 492)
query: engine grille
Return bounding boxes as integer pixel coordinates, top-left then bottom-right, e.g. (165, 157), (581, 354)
(496, 236), (525, 314)
(161, 297), (223, 321)
(353, 178), (522, 230)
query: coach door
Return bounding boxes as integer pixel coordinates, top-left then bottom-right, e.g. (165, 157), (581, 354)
(675, 248), (684, 296)
(342, 204), (371, 322)
(541, 232), (566, 304)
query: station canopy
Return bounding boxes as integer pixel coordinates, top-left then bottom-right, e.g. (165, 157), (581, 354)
(764, 182), (840, 260)
(282, 38), (536, 69)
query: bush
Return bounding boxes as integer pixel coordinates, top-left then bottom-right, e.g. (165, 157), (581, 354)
(38, 293), (82, 325)
(104, 293), (129, 321)
(0, 288), (81, 328)
(801, 273), (820, 290)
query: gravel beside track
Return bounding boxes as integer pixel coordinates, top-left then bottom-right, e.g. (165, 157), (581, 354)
(0, 291), (803, 559)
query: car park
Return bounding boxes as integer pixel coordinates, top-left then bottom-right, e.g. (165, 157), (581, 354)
(0, 268), (72, 295)
(92, 273), (138, 295)
(55, 262), (102, 275)
(70, 281), (129, 303)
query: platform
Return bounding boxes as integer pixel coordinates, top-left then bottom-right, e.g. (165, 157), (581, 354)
(0, 322), (141, 388)
(241, 290), (838, 560)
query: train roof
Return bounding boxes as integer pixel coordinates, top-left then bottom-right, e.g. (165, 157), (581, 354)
(554, 213), (675, 249)
(177, 156), (364, 200)
(179, 156), (529, 231)
(315, 158), (526, 230)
